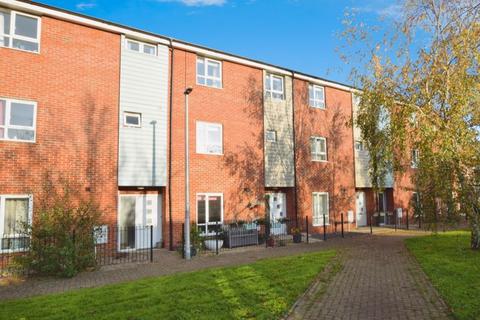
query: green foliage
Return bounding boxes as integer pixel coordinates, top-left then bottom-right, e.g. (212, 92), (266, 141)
(406, 232), (480, 319)
(340, 0), (480, 247)
(0, 250), (337, 320)
(15, 192), (102, 278)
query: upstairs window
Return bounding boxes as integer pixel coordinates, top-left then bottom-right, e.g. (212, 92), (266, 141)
(196, 121), (223, 155)
(411, 149), (419, 168)
(126, 39), (157, 56)
(309, 84), (325, 109)
(312, 192), (329, 226)
(265, 73), (284, 100)
(265, 130), (277, 142)
(311, 136), (327, 161)
(123, 112), (142, 128)
(355, 141), (364, 151)
(0, 98), (36, 142)
(0, 9), (40, 53)
(197, 57), (222, 88)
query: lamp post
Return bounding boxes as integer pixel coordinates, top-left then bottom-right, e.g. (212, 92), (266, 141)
(184, 87), (193, 260)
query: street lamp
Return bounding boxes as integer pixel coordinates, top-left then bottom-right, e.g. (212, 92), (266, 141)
(184, 87), (193, 260)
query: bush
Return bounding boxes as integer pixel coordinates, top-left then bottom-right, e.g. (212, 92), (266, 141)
(15, 198), (102, 278)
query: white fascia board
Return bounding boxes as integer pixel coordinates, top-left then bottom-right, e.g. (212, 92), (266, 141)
(294, 73), (356, 93)
(173, 41), (293, 76)
(0, 0), (171, 45)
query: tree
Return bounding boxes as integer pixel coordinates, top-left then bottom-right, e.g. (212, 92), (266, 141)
(340, 0), (480, 249)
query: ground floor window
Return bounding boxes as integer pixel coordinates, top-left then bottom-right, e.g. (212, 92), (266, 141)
(197, 193), (223, 235)
(0, 195), (32, 252)
(312, 192), (329, 226)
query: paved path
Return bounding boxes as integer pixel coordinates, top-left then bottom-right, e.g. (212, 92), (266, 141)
(288, 229), (451, 320)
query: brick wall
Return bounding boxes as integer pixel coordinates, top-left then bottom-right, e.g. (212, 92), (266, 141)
(294, 79), (356, 233)
(165, 49), (266, 247)
(0, 16), (120, 223)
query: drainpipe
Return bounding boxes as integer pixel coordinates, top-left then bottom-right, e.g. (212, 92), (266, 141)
(168, 38), (174, 250)
(291, 72), (299, 227)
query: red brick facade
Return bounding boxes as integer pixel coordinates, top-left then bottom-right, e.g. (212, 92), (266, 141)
(0, 16), (120, 223)
(0, 3), (416, 251)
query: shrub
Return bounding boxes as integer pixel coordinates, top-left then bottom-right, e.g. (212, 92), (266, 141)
(15, 197), (102, 278)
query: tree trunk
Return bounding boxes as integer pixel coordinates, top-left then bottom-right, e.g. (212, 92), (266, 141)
(471, 212), (480, 250)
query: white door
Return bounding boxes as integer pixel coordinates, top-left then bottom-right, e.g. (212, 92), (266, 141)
(356, 192), (367, 227)
(268, 192), (287, 235)
(118, 194), (162, 251)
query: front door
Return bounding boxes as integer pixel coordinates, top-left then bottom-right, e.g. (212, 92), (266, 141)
(118, 194), (162, 251)
(268, 192), (287, 235)
(356, 191), (367, 226)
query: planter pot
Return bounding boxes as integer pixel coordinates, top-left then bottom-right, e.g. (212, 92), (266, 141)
(293, 234), (302, 243)
(267, 238), (275, 247)
(204, 239), (223, 251)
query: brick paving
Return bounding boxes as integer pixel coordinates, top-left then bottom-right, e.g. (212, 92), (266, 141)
(287, 229), (451, 320)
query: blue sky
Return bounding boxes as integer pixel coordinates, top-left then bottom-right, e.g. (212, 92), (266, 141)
(40, 0), (400, 85)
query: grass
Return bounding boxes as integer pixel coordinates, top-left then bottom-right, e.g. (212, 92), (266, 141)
(405, 231), (480, 320)
(0, 250), (336, 320)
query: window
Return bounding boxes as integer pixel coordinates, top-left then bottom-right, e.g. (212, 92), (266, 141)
(378, 192), (386, 212)
(309, 84), (325, 109)
(265, 73), (284, 100)
(196, 121), (223, 155)
(125, 39), (157, 56)
(355, 141), (364, 151)
(197, 57), (222, 88)
(311, 136), (327, 161)
(0, 9), (40, 53)
(411, 149), (419, 168)
(312, 192), (329, 226)
(265, 130), (277, 142)
(197, 193), (223, 235)
(0, 195), (32, 252)
(123, 112), (142, 127)
(0, 98), (36, 142)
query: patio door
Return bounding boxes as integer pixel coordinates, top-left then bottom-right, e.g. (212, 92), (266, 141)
(356, 191), (367, 227)
(268, 192), (287, 235)
(118, 194), (161, 251)
(377, 192), (387, 225)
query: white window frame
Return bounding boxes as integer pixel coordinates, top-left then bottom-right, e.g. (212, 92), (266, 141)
(312, 192), (329, 227)
(265, 130), (277, 142)
(196, 121), (223, 155)
(125, 38), (157, 56)
(309, 84), (325, 109)
(196, 193), (224, 235)
(0, 194), (33, 253)
(196, 56), (223, 89)
(0, 9), (41, 53)
(123, 111), (142, 128)
(311, 136), (327, 162)
(0, 97), (37, 143)
(411, 149), (419, 168)
(265, 73), (285, 100)
(355, 141), (364, 151)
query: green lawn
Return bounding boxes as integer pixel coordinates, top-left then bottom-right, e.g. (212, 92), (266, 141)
(0, 250), (336, 320)
(406, 231), (480, 320)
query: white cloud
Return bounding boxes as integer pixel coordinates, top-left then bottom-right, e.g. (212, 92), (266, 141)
(76, 2), (96, 10)
(157, 0), (226, 6)
(352, 3), (403, 20)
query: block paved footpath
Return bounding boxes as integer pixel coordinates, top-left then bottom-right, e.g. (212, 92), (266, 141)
(287, 228), (451, 320)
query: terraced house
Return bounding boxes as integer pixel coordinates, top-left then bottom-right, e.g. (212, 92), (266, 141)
(0, 0), (418, 252)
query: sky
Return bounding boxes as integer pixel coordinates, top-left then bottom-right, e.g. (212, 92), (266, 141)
(39, 0), (401, 85)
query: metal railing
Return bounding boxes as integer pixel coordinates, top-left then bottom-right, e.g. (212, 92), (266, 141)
(183, 217), (310, 257)
(0, 225), (154, 276)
